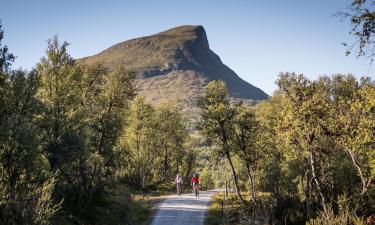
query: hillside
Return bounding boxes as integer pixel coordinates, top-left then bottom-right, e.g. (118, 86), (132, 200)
(79, 25), (268, 114)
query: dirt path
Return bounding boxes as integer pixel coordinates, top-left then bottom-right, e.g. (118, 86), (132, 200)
(150, 190), (219, 225)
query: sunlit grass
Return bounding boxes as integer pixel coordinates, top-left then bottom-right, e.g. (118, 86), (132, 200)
(205, 191), (275, 225)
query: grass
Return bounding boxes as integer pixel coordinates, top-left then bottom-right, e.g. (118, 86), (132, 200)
(53, 183), (178, 225)
(54, 184), (132, 225)
(128, 195), (152, 225)
(205, 192), (228, 225)
(205, 192), (275, 225)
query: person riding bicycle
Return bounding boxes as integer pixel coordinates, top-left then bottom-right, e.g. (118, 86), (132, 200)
(175, 174), (183, 195)
(191, 173), (200, 196)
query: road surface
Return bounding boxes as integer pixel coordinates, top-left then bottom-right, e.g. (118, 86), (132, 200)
(150, 190), (219, 225)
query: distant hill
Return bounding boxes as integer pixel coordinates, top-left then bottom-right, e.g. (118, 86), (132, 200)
(79, 25), (268, 115)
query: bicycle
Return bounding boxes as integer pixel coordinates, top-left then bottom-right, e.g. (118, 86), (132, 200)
(176, 182), (183, 195)
(192, 183), (199, 197)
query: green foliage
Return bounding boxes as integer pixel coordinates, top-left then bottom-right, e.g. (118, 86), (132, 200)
(0, 69), (60, 224)
(307, 194), (366, 225)
(340, 0), (375, 60)
(117, 98), (193, 188)
(0, 25), (60, 224)
(117, 96), (156, 187)
(203, 75), (374, 224)
(35, 36), (137, 223)
(258, 74), (375, 223)
(198, 80), (234, 151)
(1, 22), (374, 225)
(0, 25), (197, 225)
(198, 80), (248, 205)
(199, 167), (215, 190)
(0, 22), (15, 72)
(232, 104), (259, 201)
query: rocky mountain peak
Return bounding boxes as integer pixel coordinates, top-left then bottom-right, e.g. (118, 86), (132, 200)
(157, 25), (209, 49)
(79, 25), (268, 116)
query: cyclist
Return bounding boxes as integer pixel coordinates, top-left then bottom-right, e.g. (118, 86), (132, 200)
(191, 173), (200, 197)
(175, 174), (183, 195)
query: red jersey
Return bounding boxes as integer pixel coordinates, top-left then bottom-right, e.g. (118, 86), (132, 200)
(191, 176), (200, 184)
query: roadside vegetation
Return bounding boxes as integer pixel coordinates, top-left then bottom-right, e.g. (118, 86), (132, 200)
(0, 23), (198, 224)
(1, 1), (375, 224)
(201, 77), (374, 224)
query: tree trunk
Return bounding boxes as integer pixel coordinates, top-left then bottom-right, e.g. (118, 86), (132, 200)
(309, 150), (328, 215)
(245, 163), (256, 202)
(220, 122), (247, 206)
(184, 155), (194, 182)
(142, 175), (146, 189)
(239, 139), (256, 202)
(226, 151), (247, 205)
(348, 149), (372, 212)
(348, 149), (371, 196)
(246, 164), (256, 202)
(164, 147), (168, 182)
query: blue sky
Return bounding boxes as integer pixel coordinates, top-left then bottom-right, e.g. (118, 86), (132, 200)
(1, 0), (373, 94)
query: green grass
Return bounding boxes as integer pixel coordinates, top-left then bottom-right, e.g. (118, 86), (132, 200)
(205, 192), (275, 225)
(53, 184), (159, 225)
(129, 197), (152, 225)
(205, 193), (227, 225)
(55, 182), (205, 224)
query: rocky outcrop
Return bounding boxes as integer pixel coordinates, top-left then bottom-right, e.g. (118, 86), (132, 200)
(79, 25), (268, 114)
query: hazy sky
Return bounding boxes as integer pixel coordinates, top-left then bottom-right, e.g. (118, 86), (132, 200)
(1, 0), (373, 94)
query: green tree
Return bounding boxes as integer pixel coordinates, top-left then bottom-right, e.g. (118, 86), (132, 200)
(322, 75), (375, 215)
(0, 22), (15, 72)
(276, 73), (335, 216)
(233, 104), (259, 202)
(340, 0), (375, 60)
(0, 70), (60, 225)
(348, 83), (375, 198)
(36, 36), (136, 222)
(36, 36), (85, 172)
(120, 96), (155, 188)
(86, 64), (136, 181)
(254, 93), (286, 198)
(153, 104), (188, 183)
(198, 80), (246, 205)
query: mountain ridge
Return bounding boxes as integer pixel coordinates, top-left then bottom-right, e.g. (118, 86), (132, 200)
(79, 25), (268, 113)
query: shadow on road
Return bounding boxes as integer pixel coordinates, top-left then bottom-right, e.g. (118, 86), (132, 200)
(150, 190), (222, 225)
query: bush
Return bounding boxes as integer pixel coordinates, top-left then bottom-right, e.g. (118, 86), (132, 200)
(307, 195), (367, 225)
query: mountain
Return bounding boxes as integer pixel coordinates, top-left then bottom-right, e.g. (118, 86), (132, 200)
(79, 25), (268, 114)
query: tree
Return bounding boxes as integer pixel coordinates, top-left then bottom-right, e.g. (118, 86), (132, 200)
(36, 36), (85, 172)
(198, 80), (247, 205)
(153, 103), (188, 183)
(348, 82), (375, 199)
(325, 75), (375, 214)
(36, 36), (137, 222)
(117, 99), (189, 187)
(0, 26), (59, 224)
(276, 73), (334, 216)
(340, 0), (375, 61)
(87, 64), (136, 179)
(120, 96), (155, 188)
(233, 104), (259, 202)
(0, 69), (60, 225)
(254, 94), (285, 198)
(0, 22), (15, 72)
(0, 22), (15, 127)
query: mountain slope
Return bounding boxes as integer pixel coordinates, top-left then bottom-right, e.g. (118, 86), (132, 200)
(80, 25), (268, 112)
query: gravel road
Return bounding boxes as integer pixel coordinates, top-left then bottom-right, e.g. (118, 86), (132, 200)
(150, 190), (219, 225)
